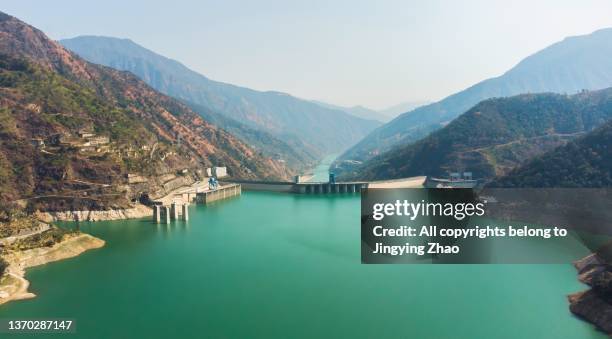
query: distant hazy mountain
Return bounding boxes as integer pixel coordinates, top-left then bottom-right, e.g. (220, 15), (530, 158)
(343, 88), (612, 181)
(310, 100), (386, 122)
(60, 36), (380, 161)
(377, 101), (429, 120)
(184, 100), (319, 172)
(338, 28), (612, 164)
(312, 100), (429, 122)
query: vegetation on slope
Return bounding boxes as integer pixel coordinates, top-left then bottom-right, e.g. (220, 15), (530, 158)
(185, 101), (319, 173)
(0, 11), (289, 211)
(489, 120), (612, 188)
(345, 90), (612, 181)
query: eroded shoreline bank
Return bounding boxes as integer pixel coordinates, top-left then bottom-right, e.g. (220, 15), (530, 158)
(35, 203), (152, 222)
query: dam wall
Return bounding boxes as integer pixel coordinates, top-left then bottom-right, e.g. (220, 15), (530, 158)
(196, 184), (242, 203)
(221, 180), (294, 193)
(224, 180), (368, 194)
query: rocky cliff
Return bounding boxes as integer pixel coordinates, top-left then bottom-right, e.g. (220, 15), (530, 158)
(569, 252), (612, 334)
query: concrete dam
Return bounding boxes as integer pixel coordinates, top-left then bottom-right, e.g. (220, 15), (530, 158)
(224, 179), (368, 194)
(153, 183), (241, 223)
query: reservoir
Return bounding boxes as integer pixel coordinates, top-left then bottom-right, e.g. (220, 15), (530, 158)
(307, 154), (337, 182)
(0, 190), (604, 338)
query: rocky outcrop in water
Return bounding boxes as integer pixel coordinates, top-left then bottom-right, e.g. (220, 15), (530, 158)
(568, 253), (612, 334)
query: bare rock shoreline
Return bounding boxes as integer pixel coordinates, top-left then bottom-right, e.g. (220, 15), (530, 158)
(0, 233), (105, 306)
(568, 253), (612, 335)
(35, 203), (152, 222)
(0, 197), (158, 305)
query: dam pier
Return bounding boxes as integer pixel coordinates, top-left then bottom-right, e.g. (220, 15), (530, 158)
(153, 183), (241, 223)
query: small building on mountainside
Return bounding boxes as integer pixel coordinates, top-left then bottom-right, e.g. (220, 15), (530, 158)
(78, 130), (95, 138)
(206, 167), (228, 178)
(30, 138), (45, 149)
(88, 136), (110, 146)
(126, 173), (148, 184)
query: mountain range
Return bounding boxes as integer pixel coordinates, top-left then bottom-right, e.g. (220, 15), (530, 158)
(59, 36), (380, 163)
(344, 88), (612, 181)
(183, 100), (319, 172)
(310, 100), (428, 123)
(377, 101), (430, 120)
(337, 27), (612, 167)
(309, 101), (385, 122)
(0, 12), (288, 211)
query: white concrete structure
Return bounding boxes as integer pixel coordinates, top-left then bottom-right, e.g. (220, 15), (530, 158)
(172, 203), (179, 220)
(154, 205), (161, 223)
(182, 204), (189, 221)
(212, 167), (227, 178)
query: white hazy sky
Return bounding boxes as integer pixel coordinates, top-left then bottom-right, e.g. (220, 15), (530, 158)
(4, 0), (612, 109)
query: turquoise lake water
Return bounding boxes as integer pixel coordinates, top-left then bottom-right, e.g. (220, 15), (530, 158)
(307, 154), (337, 182)
(0, 190), (605, 338)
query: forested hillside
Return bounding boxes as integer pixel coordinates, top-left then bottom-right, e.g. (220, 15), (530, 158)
(489, 120), (612, 187)
(344, 89), (612, 181)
